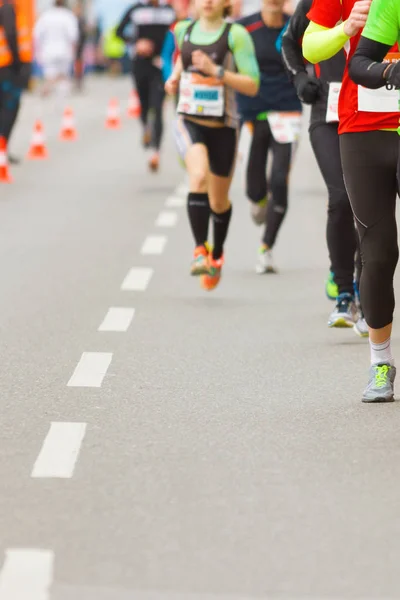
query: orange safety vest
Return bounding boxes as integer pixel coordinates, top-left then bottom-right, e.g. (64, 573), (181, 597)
(0, 0), (33, 67)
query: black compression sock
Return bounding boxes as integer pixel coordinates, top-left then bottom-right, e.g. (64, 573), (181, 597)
(212, 205), (232, 260)
(187, 192), (210, 247)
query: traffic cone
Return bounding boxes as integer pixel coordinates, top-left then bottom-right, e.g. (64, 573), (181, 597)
(127, 90), (141, 118)
(59, 107), (77, 141)
(27, 120), (48, 160)
(0, 137), (12, 183)
(106, 98), (121, 129)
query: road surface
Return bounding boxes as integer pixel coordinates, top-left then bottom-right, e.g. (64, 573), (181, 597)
(0, 77), (400, 599)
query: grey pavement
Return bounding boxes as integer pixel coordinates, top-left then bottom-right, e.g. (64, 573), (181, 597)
(0, 76), (400, 599)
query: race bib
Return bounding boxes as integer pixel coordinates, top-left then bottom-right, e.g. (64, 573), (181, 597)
(178, 72), (224, 118)
(358, 52), (400, 113)
(267, 111), (302, 144)
(326, 81), (341, 122)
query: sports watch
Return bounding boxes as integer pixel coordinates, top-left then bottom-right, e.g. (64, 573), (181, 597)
(215, 66), (225, 80)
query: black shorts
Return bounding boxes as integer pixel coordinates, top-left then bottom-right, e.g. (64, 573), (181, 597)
(173, 116), (238, 178)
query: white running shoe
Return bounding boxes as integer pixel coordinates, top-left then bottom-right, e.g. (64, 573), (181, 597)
(256, 246), (277, 274)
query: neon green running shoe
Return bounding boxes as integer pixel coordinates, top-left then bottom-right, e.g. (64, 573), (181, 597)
(325, 271), (338, 301)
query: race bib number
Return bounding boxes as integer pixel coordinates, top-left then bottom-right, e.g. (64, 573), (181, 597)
(177, 72), (224, 118)
(358, 52), (400, 113)
(267, 111), (302, 144)
(326, 81), (341, 122)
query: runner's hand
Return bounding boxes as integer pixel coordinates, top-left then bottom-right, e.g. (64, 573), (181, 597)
(191, 50), (216, 76)
(135, 39), (155, 57)
(293, 72), (321, 104)
(165, 76), (179, 96)
(343, 0), (372, 37)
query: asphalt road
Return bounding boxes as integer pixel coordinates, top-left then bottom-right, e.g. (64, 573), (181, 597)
(1, 76), (400, 600)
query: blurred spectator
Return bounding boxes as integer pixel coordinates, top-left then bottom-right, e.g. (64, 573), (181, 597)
(34, 0), (79, 98)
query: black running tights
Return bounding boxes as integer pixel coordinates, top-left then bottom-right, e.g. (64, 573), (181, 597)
(246, 119), (294, 249)
(132, 57), (165, 150)
(340, 130), (399, 329)
(310, 121), (357, 295)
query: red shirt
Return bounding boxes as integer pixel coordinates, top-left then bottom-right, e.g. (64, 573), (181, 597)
(307, 0), (399, 134)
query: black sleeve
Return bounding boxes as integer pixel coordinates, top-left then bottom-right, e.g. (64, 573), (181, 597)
(349, 36), (392, 89)
(116, 5), (137, 42)
(2, 4), (21, 68)
(281, 0), (312, 81)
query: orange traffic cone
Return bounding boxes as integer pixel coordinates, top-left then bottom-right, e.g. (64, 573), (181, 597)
(0, 137), (12, 183)
(27, 120), (48, 160)
(59, 107), (77, 141)
(127, 90), (141, 118)
(106, 98), (121, 129)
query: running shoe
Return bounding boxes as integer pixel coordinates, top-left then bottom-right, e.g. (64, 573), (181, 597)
(148, 152), (160, 172)
(325, 271), (338, 301)
(354, 312), (369, 338)
(200, 256), (223, 291)
(250, 197), (268, 226)
(362, 363), (396, 403)
(256, 245), (277, 274)
(190, 246), (209, 276)
(328, 293), (358, 328)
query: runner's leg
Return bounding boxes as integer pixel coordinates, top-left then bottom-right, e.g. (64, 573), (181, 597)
(340, 130), (398, 402)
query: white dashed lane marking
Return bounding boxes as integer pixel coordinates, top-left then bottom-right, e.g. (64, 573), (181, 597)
(121, 267), (153, 291)
(165, 195), (185, 208)
(155, 210), (178, 228)
(31, 422), (87, 479)
(98, 307), (135, 332)
(67, 352), (112, 388)
(0, 548), (54, 599)
(141, 235), (167, 255)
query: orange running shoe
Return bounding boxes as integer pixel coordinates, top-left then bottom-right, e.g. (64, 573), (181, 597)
(191, 245), (209, 276)
(200, 255), (224, 291)
(148, 152), (160, 172)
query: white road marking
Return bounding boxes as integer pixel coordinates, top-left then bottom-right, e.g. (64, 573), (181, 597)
(31, 422), (87, 479)
(67, 352), (112, 388)
(165, 195), (185, 208)
(98, 307), (135, 332)
(0, 548), (54, 599)
(121, 267), (153, 291)
(155, 211), (178, 228)
(176, 182), (189, 196)
(141, 235), (167, 255)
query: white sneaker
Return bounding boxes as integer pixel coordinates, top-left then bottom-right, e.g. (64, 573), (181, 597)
(354, 314), (369, 338)
(256, 247), (277, 274)
(250, 197), (268, 226)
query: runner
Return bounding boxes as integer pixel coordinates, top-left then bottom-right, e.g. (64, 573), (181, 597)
(165, 0), (259, 291)
(116, 0), (176, 172)
(236, 0), (302, 275)
(73, 0), (87, 92)
(280, 0), (367, 336)
(302, 0), (399, 403)
(0, 0), (32, 164)
(34, 0), (79, 99)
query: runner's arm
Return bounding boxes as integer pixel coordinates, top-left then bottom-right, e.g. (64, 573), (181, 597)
(170, 54), (183, 81)
(349, 0), (398, 88)
(349, 39), (392, 88)
(303, 21), (349, 63)
(161, 28), (176, 82)
(116, 5), (136, 42)
(281, 0), (312, 79)
(224, 24), (260, 96)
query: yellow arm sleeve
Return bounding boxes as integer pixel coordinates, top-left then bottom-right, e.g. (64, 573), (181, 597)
(302, 21), (350, 64)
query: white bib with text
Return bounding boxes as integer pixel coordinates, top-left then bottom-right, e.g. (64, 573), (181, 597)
(178, 72), (224, 118)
